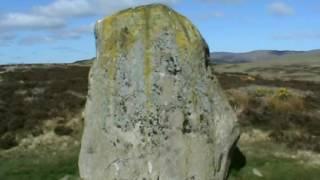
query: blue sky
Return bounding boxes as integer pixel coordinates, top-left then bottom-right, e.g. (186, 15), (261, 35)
(0, 0), (319, 64)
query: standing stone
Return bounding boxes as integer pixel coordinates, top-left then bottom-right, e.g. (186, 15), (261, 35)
(79, 4), (239, 180)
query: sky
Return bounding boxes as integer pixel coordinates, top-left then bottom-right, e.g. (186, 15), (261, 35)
(0, 0), (319, 64)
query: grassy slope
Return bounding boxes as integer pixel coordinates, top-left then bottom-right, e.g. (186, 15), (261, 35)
(230, 142), (320, 180)
(0, 147), (80, 180)
(1, 142), (319, 180)
(215, 53), (320, 82)
(0, 63), (320, 179)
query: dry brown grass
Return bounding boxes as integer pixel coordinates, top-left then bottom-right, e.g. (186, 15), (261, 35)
(227, 87), (305, 117)
(267, 95), (305, 113)
(227, 89), (250, 114)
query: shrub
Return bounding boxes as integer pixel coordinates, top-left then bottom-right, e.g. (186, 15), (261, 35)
(255, 87), (272, 97)
(227, 90), (249, 113)
(7, 117), (25, 131)
(0, 134), (18, 149)
(54, 126), (73, 136)
(275, 87), (291, 100)
(0, 65), (89, 138)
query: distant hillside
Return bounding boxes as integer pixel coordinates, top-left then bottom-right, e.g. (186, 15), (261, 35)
(73, 58), (95, 65)
(75, 50), (320, 65)
(210, 49), (320, 64)
(215, 51), (320, 82)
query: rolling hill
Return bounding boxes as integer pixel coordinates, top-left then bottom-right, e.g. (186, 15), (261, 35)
(209, 49), (320, 64)
(214, 50), (320, 82)
(71, 49), (320, 65)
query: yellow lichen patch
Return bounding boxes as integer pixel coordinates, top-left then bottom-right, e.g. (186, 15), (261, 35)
(144, 48), (153, 108)
(173, 14), (204, 60)
(98, 3), (205, 66)
(143, 7), (153, 108)
(96, 4), (208, 109)
(192, 89), (199, 108)
(176, 30), (189, 52)
(171, 14), (190, 52)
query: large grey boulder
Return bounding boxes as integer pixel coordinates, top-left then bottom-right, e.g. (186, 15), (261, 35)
(79, 4), (239, 180)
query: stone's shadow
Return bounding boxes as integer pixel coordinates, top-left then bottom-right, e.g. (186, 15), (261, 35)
(228, 146), (247, 178)
(225, 133), (246, 179)
(230, 146), (246, 171)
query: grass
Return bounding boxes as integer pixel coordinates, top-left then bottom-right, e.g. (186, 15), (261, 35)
(229, 141), (320, 180)
(0, 147), (80, 180)
(1, 142), (319, 180)
(230, 152), (320, 180)
(229, 140), (320, 180)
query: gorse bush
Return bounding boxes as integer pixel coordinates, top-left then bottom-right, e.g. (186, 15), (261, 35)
(255, 87), (273, 97)
(275, 87), (291, 100)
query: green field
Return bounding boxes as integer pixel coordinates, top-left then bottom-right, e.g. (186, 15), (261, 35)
(1, 141), (320, 180)
(0, 147), (80, 180)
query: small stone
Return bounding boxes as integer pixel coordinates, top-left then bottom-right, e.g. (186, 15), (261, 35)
(252, 168), (263, 177)
(59, 175), (80, 180)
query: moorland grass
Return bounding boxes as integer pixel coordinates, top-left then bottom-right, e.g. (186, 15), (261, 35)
(230, 141), (320, 180)
(0, 147), (80, 180)
(1, 143), (319, 180)
(230, 154), (320, 180)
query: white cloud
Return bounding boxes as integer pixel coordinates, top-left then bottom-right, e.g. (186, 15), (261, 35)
(1, 0), (245, 47)
(4, 0), (180, 45)
(32, 0), (94, 18)
(19, 23), (95, 45)
(268, 2), (294, 16)
(52, 23), (95, 39)
(0, 13), (65, 30)
(0, 0), (179, 31)
(0, 0), (248, 32)
(2, 0), (191, 47)
(92, 0), (179, 15)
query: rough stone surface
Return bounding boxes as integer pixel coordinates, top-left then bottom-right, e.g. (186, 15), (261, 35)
(79, 4), (239, 180)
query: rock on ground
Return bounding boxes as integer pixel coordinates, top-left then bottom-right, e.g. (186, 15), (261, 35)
(79, 4), (239, 180)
